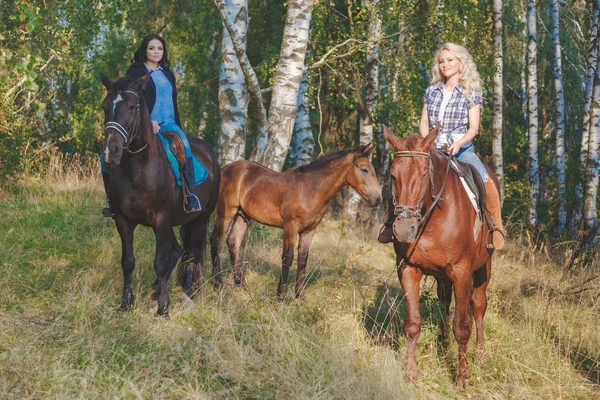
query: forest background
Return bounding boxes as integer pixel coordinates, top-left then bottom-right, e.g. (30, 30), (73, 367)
(1, 0), (599, 245)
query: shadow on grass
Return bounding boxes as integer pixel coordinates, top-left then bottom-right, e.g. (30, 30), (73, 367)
(362, 281), (451, 352)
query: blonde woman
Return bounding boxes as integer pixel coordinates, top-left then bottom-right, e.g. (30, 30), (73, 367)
(379, 43), (504, 249)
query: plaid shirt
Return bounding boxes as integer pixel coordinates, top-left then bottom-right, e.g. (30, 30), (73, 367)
(424, 82), (482, 147)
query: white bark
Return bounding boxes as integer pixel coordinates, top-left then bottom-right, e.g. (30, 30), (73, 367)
(213, 0), (268, 152)
(583, 45), (600, 241)
(527, 0), (539, 227)
(292, 70), (314, 166)
(218, 0), (249, 165)
(346, 0), (381, 220)
(552, 0), (567, 234)
(573, 0), (599, 233)
(253, 0), (314, 171)
(492, 0), (504, 200)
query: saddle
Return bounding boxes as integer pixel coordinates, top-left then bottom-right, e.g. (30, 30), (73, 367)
(438, 150), (495, 240)
(156, 132), (208, 187)
(161, 131), (186, 165)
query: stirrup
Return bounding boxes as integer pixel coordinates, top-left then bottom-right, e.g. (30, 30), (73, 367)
(377, 224), (394, 244)
(184, 193), (201, 213)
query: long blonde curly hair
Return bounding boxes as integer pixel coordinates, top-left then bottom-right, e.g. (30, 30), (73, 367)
(430, 43), (482, 98)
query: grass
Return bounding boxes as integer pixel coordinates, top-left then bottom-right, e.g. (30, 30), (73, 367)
(0, 160), (598, 399)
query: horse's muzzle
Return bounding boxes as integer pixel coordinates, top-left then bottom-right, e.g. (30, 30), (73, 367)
(393, 218), (418, 244)
(366, 191), (383, 207)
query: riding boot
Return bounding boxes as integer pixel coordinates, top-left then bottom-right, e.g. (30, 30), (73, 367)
(484, 180), (505, 249)
(377, 200), (395, 244)
(101, 172), (114, 218)
(183, 158), (201, 213)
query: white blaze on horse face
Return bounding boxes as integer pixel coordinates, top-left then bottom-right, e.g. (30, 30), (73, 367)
(111, 94), (123, 116)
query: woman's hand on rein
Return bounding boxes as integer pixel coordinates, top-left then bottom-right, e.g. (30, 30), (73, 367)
(447, 142), (462, 156)
(151, 120), (160, 134)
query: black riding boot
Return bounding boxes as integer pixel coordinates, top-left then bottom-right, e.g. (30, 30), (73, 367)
(101, 172), (114, 218)
(183, 158), (201, 213)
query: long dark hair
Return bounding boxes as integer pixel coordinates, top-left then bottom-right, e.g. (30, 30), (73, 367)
(131, 34), (170, 71)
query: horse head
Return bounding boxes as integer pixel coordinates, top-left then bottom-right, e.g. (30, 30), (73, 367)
(100, 73), (151, 167)
(346, 144), (382, 207)
(383, 124), (439, 244)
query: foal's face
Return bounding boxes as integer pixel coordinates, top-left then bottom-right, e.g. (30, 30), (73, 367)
(347, 147), (382, 207)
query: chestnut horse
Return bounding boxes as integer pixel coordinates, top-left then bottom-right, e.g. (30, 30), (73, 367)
(210, 145), (382, 298)
(383, 125), (496, 388)
(100, 73), (220, 316)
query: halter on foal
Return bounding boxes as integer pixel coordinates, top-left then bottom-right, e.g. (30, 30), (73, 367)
(210, 145), (382, 299)
(100, 73), (220, 316)
(383, 124), (495, 388)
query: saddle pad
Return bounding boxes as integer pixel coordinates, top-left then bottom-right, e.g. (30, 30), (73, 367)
(157, 133), (208, 187)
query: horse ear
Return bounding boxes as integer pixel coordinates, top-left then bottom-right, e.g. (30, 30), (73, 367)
(132, 73), (151, 92)
(100, 73), (113, 91)
(361, 143), (375, 157)
(422, 122), (440, 148)
(383, 124), (401, 150)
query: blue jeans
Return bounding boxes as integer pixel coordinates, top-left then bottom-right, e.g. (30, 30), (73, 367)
(456, 146), (488, 182)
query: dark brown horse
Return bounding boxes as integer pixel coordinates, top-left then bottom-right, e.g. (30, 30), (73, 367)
(210, 145), (382, 298)
(383, 125), (496, 388)
(100, 73), (220, 316)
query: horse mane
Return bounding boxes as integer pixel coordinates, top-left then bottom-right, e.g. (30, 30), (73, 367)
(292, 148), (355, 174)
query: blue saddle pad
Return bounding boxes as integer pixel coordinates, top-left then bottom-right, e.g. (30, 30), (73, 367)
(157, 133), (208, 187)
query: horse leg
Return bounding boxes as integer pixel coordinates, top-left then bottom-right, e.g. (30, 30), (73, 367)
(153, 221), (174, 316)
(227, 215), (249, 285)
(114, 216), (137, 311)
(210, 204), (238, 288)
(435, 277), (453, 342)
(179, 219), (208, 297)
(152, 229), (182, 300)
(398, 263), (423, 382)
(277, 225), (298, 298)
(450, 269), (474, 389)
(295, 229), (316, 299)
(471, 259), (491, 362)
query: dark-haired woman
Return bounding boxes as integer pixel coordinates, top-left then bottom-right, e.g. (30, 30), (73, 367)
(102, 34), (200, 216)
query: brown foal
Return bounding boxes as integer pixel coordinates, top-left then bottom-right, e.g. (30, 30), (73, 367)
(210, 144), (382, 298)
(383, 125), (497, 388)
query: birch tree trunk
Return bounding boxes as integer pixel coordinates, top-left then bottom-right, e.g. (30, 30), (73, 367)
(218, 0), (249, 165)
(572, 0), (599, 234)
(583, 46), (600, 243)
(551, 0), (566, 234)
(527, 0), (539, 227)
(292, 70), (314, 166)
(492, 0), (504, 200)
(345, 0), (381, 220)
(252, 0), (314, 171)
(213, 0), (268, 149)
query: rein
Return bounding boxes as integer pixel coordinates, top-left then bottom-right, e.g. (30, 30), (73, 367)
(104, 89), (148, 155)
(392, 150), (453, 226)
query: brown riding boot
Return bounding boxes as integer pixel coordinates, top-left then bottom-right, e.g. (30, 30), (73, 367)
(484, 180), (505, 250)
(377, 213), (395, 244)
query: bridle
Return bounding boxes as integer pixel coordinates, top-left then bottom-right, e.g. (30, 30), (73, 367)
(391, 149), (452, 227)
(104, 89), (148, 155)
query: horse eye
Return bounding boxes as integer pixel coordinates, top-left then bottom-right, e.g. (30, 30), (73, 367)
(361, 168), (369, 174)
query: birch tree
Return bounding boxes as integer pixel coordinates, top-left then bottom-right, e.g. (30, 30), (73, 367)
(551, 0), (566, 234)
(492, 0), (504, 197)
(218, 0), (249, 165)
(345, 0), (381, 220)
(572, 0), (599, 234)
(583, 39), (600, 243)
(527, 0), (539, 227)
(292, 70), (314, 166)
(253, 0), (314, 171)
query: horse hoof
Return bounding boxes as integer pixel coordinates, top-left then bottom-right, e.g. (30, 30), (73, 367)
(181, 295), (194, 306)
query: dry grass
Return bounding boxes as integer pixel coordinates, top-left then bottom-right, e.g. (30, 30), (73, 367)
(0, 159), (598, 399)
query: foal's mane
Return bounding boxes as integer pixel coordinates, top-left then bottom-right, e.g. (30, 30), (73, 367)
(293, 148), (355, 174)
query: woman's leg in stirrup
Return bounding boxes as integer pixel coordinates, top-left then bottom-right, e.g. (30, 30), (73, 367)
(483, 179), (505, 249)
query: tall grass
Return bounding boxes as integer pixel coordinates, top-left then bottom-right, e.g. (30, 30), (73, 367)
(0, 154), (598, 399)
